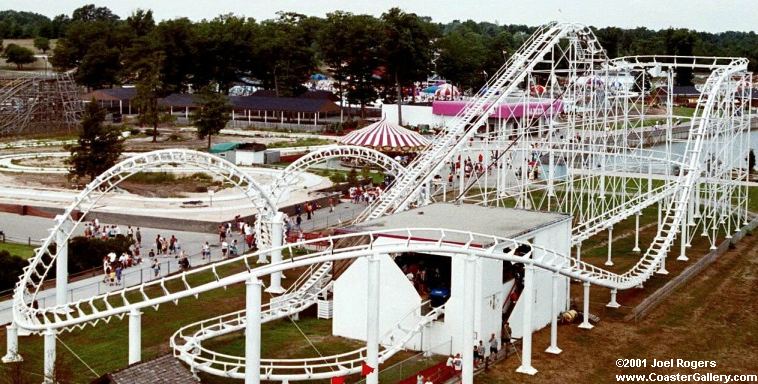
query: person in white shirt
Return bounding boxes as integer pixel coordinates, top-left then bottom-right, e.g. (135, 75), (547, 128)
(202, 242), (210, 259)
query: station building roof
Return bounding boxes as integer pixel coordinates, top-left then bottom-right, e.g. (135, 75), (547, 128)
(348, 203), (569, 245)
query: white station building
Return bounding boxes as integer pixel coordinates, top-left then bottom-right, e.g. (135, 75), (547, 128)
(332, 203), (571, 357)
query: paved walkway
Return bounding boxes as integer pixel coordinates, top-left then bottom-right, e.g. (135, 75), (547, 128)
(0, 200), (367, 325)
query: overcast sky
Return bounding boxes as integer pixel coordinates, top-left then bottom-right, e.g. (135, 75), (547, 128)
(5, 0), (758, 33)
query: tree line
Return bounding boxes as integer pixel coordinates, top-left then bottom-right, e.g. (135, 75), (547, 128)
(4, 5), (758, 98)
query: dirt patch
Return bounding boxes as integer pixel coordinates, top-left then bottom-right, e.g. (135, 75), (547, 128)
(478, 234), (758, 383)
(118, 173), (221, 198)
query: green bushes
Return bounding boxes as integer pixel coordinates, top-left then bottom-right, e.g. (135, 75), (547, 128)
(329, 172), (346, 184)
(128, 172), (177, 184)
(68, 235), (134, 273)
(0, 250), (26, 292)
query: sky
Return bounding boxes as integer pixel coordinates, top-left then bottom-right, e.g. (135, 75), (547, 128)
(4, 0), (758, 33)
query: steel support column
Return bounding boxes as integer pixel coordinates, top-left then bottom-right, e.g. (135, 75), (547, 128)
(245, 278), (262, 384)
(43, 329), (55, 383)
(128, 309), (142, 364)
(266, 212), (286, 294)
(2, 323), (22, 363)
(579, 282), (593, 330)
(516, 264), (538, 374)
(366, 254), (381, 384)
(462, 255), (477, 383)
(545, 271), (562, 355)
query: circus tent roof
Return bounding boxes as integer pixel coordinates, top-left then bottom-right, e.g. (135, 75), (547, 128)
(339, 119), (430, 151)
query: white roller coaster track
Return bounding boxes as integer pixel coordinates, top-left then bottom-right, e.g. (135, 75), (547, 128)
(11, 149), (279, 330)
(359, 22), (605, 221)
(8, 21), (751, 383)
(269, 145), (405, 204)
(172, 296), (444, 381)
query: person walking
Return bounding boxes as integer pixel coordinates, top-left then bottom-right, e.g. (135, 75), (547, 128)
(152, 259), (161, 278)
(502, 322), (513, 358)
(488, 333), (499, 362)
(221, 240), (229, 258)
(115, 263), (123, 285)
(202, 241), (210, 259)
(169, 235), (177, 255)
(135, 227), (142, 247)
(155, 235), (162, 254)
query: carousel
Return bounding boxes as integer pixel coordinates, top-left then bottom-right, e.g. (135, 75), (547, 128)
(339, 119), (430, 157)
(338, 119), (430, 202)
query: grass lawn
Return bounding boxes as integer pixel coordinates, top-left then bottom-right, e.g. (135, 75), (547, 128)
(0, 241), (36, 259)
(267, 138), (334, 149)
(672, 106), (697, 117)
(200, 317), (442, 384)
(748, 186), (758, 213)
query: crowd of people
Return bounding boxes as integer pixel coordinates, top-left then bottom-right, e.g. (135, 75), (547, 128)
(89, 218), (237, 286)
(439, 324), (513, 380)
(348, 185), (384, 204)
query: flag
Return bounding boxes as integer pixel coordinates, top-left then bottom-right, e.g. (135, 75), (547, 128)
(361, 362), (375, 376)
(331, 376), (346, 384)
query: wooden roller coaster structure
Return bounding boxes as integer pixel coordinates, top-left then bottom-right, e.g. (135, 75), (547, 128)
(0, 71), (83, 136)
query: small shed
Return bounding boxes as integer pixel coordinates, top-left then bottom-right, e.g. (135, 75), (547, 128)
(210, 142), (273, 165)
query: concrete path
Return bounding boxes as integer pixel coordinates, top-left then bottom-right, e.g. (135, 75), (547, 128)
(0, 199), (367, 325)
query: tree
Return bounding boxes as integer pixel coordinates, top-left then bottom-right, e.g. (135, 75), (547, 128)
(149, 18), (197, 92)
(133, 57), (164, 142)
(435, 27), (487, 91)
(71, 4), (119, 23)
(33, 36), (50, 53)
(192, 14), (258, 93)
(0, 10), (54, 38)
(192, 89), (231, 150)
(318, 12), (383, 118)
(3, 44), (36, 69)
(67, 101), (124, 182)
(663, 28), (697, 86)
(380, 8), (436, 124)
(254, 13), (317, 97)
(50, 5), (129, 87)
(74, 40), (122, 88)
(347, 168), (359, 187)
(124, 32), (168, 142)
(0, 250), (25, 292)
(126, 9), (155, 37)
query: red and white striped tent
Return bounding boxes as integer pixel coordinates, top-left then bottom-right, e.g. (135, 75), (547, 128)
(434, 83), (460, 99)
(339, 119), (430, 151)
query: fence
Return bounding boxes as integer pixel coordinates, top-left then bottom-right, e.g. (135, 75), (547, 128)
(0, 243), (244, 325)
(296, 206), (365, 233)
